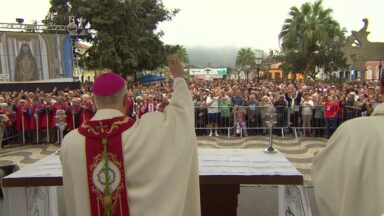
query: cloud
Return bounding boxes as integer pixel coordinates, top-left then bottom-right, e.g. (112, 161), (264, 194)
(159, 0), (384, 50)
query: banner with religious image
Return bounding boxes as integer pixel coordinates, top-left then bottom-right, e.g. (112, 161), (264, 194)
(0, 31), (73, 82)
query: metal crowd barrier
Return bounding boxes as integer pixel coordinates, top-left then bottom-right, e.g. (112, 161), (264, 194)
(272, 104), (365, 138)
(287, 105), (327, 138)
(1, 112), (18, 146)
(194, 105), (289, 138)
(1, 112), (62, 147)
(1, 104), (367, 147)
(343, 105), (363, 121)
(194, 104), (365, 139)
(2, 124), (19, 144)
(195, 106), (233, 138)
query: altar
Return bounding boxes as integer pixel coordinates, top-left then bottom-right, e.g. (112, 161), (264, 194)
(2, 149), (308, 216)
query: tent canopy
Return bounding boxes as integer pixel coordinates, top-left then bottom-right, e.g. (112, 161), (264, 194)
(134, 74), (165, 83)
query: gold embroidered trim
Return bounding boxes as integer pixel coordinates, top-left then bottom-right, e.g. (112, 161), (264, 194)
(106, 117), (130, 134)
(83, 124), (100, 135)
(82, 117), (130, 135)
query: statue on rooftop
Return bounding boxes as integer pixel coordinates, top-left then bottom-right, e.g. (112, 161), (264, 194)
(343, 18), (384, 72)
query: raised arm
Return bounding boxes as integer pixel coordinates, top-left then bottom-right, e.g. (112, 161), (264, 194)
(165, 56), (194, 122)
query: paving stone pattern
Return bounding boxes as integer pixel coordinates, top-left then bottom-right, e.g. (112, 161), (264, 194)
(0, 136), (327, 185)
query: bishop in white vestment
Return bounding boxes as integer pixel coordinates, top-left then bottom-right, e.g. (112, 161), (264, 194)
(61, 58), (200, 216)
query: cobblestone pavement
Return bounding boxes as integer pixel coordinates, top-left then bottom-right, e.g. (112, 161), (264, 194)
(0, 144), (59, 169)
(0, 135), (327, 185)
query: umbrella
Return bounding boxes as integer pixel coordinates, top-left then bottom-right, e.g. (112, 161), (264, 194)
(134, 74), (165, 83)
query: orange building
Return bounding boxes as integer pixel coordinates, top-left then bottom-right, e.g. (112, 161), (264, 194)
(269, 62), (304, 80)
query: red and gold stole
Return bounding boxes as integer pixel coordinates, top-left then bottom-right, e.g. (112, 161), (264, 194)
(78, 116), (135, 216)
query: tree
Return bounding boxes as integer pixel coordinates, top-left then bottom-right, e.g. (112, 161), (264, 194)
(46, 0), (178, 77)
(164, 44), (189, 64)
(313, 29), (348, 79)
(236, 48), (256, 69)
(269, 49), (305, 80)
(236, 48), (256, 82)
(279, 0), (345, 78)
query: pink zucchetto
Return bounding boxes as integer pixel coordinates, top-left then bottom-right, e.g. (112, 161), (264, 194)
(93, 72), (125, 96)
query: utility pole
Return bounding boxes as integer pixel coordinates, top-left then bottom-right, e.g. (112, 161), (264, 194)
(255, 49), (264, 81)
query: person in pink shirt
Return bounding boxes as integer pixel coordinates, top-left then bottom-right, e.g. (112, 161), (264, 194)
(145, 94), (157, 113)
(232, 105), (248, 136)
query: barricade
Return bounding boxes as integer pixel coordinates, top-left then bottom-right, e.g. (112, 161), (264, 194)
(194, 105), (233, 138)
(194, 105), (290, 138)
(285, 104), (364, 139)
(241, 105), (289, 138)
(288, 104), (327, 138)
(2, 104), (369, 145)
(343, 105), (363, 122)
(194, 104), (361, 139)
(2, 124), (19, 144)
(1, 112), (18, 145)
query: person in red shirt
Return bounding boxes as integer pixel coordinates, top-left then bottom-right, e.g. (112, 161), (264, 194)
(28, 99), (43, 144)
(0, 103), (11, 149)
(133, 96), (146, 119)
(66, 98), (75, 132)
(334, 94), (343, 126)
(157, 96), (169, 112)
(125, 95), (134, 118)
(324, 95), (338, 138)
(81, 94), (94, 122)
(16, 99), (29, 143)
(40, 98), (53, 143)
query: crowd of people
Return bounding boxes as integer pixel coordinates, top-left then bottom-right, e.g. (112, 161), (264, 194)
(0, 77), (382, 147)
(192, 79), (381, 137)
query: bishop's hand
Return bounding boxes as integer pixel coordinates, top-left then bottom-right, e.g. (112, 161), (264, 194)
(167, 55), (184, 78)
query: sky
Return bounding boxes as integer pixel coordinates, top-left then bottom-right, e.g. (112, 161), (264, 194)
(0, 0), (383, 52)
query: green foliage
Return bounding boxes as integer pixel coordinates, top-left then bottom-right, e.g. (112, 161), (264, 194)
(270, 49), (304, 74)
(46, 0), (178, 77)
(164, 44), (189, 64)
(236, 48), (256, 69)
(278, 0), (347, 78)
(312, 28), (348, 78)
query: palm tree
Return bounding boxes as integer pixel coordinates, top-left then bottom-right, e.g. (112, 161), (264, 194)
(279, 0), (341, 77)
(236, 48), (256, 82)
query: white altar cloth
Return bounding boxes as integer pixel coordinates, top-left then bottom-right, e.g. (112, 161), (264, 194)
(2, 149), (309, 216)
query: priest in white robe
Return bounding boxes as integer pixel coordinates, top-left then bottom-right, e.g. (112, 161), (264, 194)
(312, 82), (384, 216)
(60, 56), (200, 216)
